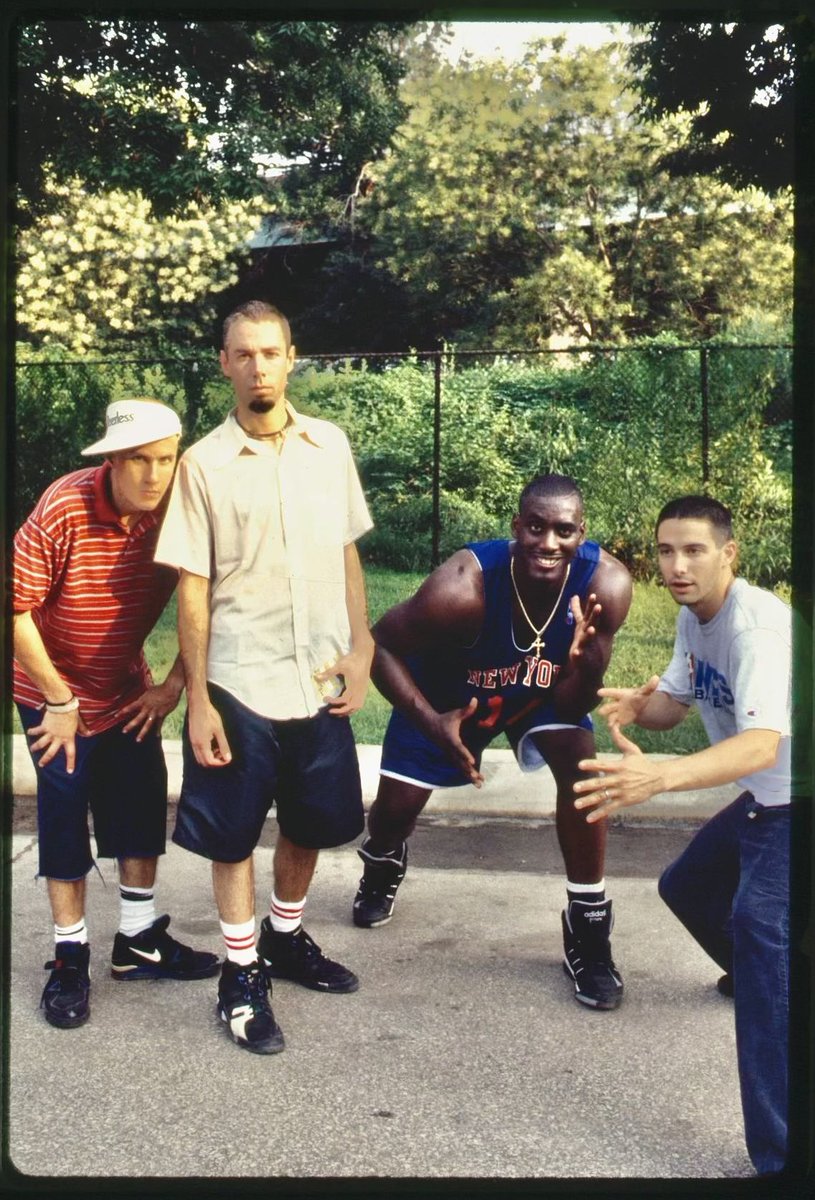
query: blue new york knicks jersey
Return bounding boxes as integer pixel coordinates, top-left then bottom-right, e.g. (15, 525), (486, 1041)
(410, 538), (601, 745)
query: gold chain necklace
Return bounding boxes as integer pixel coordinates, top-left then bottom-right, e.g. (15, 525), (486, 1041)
(510, 554), (571, 657)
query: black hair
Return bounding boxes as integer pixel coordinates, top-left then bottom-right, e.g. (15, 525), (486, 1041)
(519, 473), (583, 513)
(655, 495), (734, 542)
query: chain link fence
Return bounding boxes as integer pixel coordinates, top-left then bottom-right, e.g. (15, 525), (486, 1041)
(13, 342), (793, 583)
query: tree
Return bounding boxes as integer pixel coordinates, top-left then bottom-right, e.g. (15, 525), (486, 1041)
(349, 37), (792, 348)
(13, 18), (412, 226)
(15, 173), (267, 355)
(627, 21), (798, 194)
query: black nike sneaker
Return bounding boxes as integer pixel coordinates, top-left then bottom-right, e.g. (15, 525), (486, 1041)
(111, 915), (220, 981)
(352, 838), (408, 928)
(217, 959), (285, 1054)
(41, 941), (91, 1028)
(257, 918), (359, 993)
(562, 898), (624, 1011)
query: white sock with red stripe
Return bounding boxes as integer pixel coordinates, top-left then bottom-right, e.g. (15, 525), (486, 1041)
(221, 917), (257, 965)
(269, 892), (306, 934)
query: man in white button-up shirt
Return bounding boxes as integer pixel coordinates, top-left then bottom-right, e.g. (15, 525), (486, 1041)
(156, 301), (374, 1054)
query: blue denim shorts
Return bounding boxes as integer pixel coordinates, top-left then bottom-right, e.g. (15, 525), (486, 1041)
(173, 683), (365, 861)
(17, 703), (168, 880)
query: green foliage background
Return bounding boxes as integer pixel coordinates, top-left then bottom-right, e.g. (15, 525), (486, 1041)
(14, 343), (792, 589)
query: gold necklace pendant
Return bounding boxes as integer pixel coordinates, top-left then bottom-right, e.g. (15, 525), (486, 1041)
(510, 555), (571, 657)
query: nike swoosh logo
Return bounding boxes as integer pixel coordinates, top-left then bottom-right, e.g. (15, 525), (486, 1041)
(131, 947), (162, 963)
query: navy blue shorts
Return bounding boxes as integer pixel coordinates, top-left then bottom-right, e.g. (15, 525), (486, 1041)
(380, 703), (593, 789)
(17, 703), (168, 880)
(173, 683), (365, 862)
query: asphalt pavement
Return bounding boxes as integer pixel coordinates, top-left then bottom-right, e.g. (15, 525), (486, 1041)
(5, 737), (758, 1185)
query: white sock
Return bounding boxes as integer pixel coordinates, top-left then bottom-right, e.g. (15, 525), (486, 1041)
(566, 878), (606, 905)
(55, 918), (88, 945)
(221, 917), (257, 966)
(269, 892), (306, 934)
(118, 886), (157, 936)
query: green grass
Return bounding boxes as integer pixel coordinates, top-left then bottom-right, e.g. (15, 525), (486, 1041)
(138, 570), (708, 755)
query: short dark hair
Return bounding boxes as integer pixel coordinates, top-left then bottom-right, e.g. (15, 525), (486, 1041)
(519, 473), (583, 513)
(222, 301), (291, 351)
(656, 495), (734, 543)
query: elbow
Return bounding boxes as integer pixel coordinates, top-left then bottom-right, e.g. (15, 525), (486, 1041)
(755, 732), (782, 773)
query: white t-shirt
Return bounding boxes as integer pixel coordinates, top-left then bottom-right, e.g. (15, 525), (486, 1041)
(156, 406), (372, 720)
(658, 577), (791, 806)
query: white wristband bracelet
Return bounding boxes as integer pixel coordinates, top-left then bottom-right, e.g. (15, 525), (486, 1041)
(44, 695), (80, 714)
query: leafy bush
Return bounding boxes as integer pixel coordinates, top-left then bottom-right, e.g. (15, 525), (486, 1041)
(13, 341), (791, 583)
(13, 350), (192, 528)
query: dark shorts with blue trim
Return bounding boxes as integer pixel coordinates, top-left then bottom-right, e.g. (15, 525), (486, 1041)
(17, 703), (168, 881)
(380, 703), (594, 789)
(173, 682), (365, 862)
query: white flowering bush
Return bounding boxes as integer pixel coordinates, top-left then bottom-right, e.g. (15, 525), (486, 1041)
(16, 176), (268, 353)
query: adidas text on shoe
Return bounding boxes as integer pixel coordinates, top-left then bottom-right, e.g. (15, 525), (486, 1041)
(561, 898), (624, 1011)
(353, 839), (408, 928)
(217, 960), (285, 1054)
(111, 914), (220, 981)
(257, 917), (359, 993)
(41, 941), (91, 1029)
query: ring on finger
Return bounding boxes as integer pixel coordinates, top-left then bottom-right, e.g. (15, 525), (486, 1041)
(603, 787), (610, 802)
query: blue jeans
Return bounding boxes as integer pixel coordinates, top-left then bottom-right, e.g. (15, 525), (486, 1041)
(658, 792), (790, 1175)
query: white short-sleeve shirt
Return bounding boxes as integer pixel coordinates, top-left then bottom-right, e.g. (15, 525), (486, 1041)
(156, 405), (373, 719)
(658, 577), (791, 806)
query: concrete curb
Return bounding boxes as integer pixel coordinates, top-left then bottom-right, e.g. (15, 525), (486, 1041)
(11, 734), (735, 824)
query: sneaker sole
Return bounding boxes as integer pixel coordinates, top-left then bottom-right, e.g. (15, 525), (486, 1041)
(562, 960), (623, 1011)
(262, 961), (360, 994)
(217, 1007), (286, 1054)
(352, 908), (394, 929)
(43, 1007), (90, 1029)
(111, 958), (221, 982)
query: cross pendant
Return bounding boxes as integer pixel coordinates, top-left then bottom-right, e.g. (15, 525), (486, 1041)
(533, 636), (544, 657)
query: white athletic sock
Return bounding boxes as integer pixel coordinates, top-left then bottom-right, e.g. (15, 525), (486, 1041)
(54, 918), (88, 946)
(269, 892), (306, 935)
(118, 886), (157, 936)
(566, 878), (606, 905)
(221, 917), (257, 966)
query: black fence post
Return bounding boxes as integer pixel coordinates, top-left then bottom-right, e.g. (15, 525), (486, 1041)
(700, 345), (710, 488)
(431, 342), (444, 569)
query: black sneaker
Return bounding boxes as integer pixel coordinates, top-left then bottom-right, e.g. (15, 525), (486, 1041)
(562, 898), (624, 1011)
(717, 973), (734, 997)
(111, 915), (220, 981)
(41, 941), (91, 1029)
(257, 917), (359, 993)
(217, 959), (285, 1054)
(352, 838), (408, 928)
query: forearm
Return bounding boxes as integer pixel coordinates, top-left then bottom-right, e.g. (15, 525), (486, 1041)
(550, 639), (605, 722)
(372, 644), (440, 738)
(657, 729), (781, 793)
(636, 690), (689, 730)
(12, 611), (72, 702)
(177, 571), (212, 707)
(161, 652), (186, 701)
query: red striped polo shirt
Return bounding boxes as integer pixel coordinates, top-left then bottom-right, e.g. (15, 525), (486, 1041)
(13, 463), (178, 733)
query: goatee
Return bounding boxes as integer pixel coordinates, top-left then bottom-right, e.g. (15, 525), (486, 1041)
(249, 398), (275, 413)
